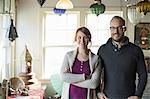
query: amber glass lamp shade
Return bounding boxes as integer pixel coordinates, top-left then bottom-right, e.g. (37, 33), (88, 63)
(136, 0), (150, 15)
(56, 0), (73, 9)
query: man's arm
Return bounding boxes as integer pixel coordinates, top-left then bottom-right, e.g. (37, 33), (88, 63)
(134, 48), (148, 98)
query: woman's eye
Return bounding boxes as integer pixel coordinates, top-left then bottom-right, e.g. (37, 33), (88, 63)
(78, 36), (81, 39)
(84, 37), (88, 40)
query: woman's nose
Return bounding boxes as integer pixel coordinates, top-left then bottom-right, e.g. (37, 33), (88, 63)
(80, 37), (84, 43)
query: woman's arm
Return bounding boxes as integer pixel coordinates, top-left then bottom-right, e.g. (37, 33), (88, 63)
(73, 58), (101, 89)
(60, 53), (85, 83)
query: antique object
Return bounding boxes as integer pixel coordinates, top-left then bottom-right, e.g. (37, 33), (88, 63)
(136, 0), (150, 15)
(56, 0), (73, 9)
(37, 0), (46, 7)
(90, 0), (105, 16)
(19, 46), (40, 88)
(25, 46), (32, 73)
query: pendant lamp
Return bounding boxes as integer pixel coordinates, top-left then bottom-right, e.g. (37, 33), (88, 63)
(90, 0), (106, 16)
(127, 0), (150, 24)
(53, 8), (66, 15)
(127, 5), (143, 24)
(37, 0), (46, 7)
(136, 0), (150, 15)
(56, 0), (73, 9)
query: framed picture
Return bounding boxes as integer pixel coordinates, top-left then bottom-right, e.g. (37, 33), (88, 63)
(134, 23), (150, 49)
(145, 57), (150, 73)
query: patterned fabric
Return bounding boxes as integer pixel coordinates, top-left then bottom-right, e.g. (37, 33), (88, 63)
(8, 88), (45, 99)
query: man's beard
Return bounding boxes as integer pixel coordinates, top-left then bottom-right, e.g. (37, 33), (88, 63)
(112, 35), (124, 42)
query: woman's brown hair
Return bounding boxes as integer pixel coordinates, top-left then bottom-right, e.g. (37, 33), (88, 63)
(74, 27), (91, 42)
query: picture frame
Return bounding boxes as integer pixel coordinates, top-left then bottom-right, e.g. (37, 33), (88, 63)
(134, 23), (150, 49)
(145, 56), (150, 73)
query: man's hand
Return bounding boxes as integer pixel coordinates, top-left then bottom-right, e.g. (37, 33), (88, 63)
(127, 96), (140, 99)
(97, 92), (108, 99)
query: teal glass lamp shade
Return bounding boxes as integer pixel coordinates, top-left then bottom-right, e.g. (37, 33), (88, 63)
(50, 74), (63, 96)
(53, 8), (66, 15)
(90, 3), (105, 16)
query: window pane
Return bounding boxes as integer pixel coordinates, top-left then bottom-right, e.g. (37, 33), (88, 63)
(44, 47), (75, 79)
(45, 31), (75, 45)
(45, 13), (78, 45)
(86, 11), (123, 46)
(43, 12), (79, 78)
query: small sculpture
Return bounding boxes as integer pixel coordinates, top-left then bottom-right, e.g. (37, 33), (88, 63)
(18, 86), (29, 96)
(9, 77), (25, 95)
(1, 79), (8, 99)
(25, 46), (32, 73)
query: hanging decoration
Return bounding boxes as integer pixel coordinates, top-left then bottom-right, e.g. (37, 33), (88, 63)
(56, 0), (73, 9)
(127, 0), (150, 24)
(136, 0), (150, 15)
(90, 0), (105, 16)
(37, 0), (46, 7)
(53, 8), (66, 15)
(127, 5), (143, 24)
(8, 19), (18, 42)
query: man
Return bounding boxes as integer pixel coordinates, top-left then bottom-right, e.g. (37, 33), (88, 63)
(97, 16), (148, 99)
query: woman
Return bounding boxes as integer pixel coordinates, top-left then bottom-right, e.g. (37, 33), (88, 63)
(61, 27), (101, 99)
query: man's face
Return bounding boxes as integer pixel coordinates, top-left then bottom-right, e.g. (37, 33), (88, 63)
(110, 18), (126, 42)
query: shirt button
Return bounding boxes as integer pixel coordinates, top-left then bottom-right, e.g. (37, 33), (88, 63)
(114, 49), (117, 51)
(81, 66), (83, 68)
(80, 69), (82, 71)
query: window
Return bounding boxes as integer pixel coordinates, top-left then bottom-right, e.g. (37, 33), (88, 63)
(43, 11), (79, 79)
(43, 10), (123, 79)
(86, 11), (123, 53)
(0, 14), (9, 81)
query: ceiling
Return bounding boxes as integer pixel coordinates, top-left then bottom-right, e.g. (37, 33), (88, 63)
(43, 0), (139, 8)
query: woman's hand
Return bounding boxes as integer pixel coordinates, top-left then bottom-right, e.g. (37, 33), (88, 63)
(85, 74), (91, 80)
(97, 92), (108, 99)
(127, 96), (140, 99)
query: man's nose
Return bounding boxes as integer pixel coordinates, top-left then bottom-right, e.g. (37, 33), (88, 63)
(113, 28), (119, 33)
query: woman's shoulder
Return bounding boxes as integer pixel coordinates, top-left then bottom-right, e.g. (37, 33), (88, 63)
(65, 50), (76, 58)
(66, 50), (74, 55)
(90, 51), (99, 59)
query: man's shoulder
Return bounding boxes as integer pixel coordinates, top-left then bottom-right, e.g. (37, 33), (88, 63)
(128, 42), (142, 50)
(99, 43), (109, 50)
(128, 42), (144, 55)
(97, 44), (108, 55)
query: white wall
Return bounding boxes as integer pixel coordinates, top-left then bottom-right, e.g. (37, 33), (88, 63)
(16, 0), (150, 78)
(16, 0), (42, 78)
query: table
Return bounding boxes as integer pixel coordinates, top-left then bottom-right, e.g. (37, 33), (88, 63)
(8, 88), (45, 99)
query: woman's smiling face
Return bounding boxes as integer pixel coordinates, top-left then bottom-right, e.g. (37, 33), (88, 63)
(76, 31), (89, 48)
